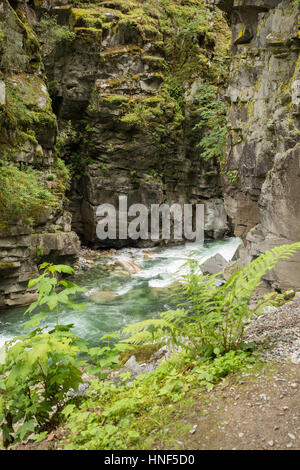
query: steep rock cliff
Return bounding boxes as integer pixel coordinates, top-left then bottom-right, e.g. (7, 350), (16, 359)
(33, 0), (230, 247)
(217, 0), (300, 290)
(0, 0), (79, 308)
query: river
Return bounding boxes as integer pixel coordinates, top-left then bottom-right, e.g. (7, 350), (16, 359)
(0, 237), (241, 348)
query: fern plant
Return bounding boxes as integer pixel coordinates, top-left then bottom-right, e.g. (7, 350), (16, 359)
(122, 243), (300, 356)
(193, 83), (227, 163)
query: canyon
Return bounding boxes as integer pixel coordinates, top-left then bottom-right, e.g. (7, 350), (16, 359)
(0, 0), (299, 309)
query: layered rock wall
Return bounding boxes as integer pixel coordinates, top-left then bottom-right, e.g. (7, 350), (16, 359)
(0, 0), (79, 308)
(34, 0), (231, 247)
(217, 0), (300, 290)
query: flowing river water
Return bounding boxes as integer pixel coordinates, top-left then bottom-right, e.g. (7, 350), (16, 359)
(0, 237), (241, 348)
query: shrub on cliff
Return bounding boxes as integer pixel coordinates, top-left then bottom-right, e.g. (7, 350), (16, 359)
(0, 163), (58, 225)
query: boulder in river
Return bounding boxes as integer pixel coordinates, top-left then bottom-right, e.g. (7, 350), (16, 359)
(200, 242), (242, 275)
(200, 253), (228, 275)
(90, 290), (120, 303)
(114, 258), (141, 275)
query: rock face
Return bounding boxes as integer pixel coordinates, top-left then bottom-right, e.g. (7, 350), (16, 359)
(33, 0), (230, 247)
(216, 0), (300, 290)
(0, 0), (80, 309)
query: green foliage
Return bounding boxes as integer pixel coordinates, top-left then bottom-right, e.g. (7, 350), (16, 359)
(24, 262), (86, 328)
(165, 75), (185, 109)
(123, 243), (300, 355)
(34, 14), (75, 50)
(129, 169), (140, 189)
(62, 348), (254, 450)
(0, 326), (85, 447)
(146, 169), (164, 185)
(4, 241), (298, 449)
(0, 263), (88, 447)
(0, 163), (58, 224)
(53, 157), (71, 192)
(68, 151), (94, 180)
(121, 101), (163, 128)
(99, 162), (110, 171)
(56, 120), (77, 155)
(223, 170), (238, 183)
(193, 83), (227, 163)
(85, 334), (135, 379)
(3, 74), (57, 157)
(36, 243), (44, 258)
(5, 76), (55, 128)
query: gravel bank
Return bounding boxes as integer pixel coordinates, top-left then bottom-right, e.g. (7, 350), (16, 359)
(246, 294), (300, 364)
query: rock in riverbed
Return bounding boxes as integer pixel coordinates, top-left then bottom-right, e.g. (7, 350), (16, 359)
(90, 290), (120, 303)
(114, 259), (141, 275)
(200, 253), (228, 275)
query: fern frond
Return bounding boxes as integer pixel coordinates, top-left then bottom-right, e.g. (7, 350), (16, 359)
(222, 242), (300, 309)
(160, 309), (188, 323)
(121, 310), (187, 345)
(122, 243), (300, 353)
(122, 318), (169, 336)
(122, 331), (156, 345)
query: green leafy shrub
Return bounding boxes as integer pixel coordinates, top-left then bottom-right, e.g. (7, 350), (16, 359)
(34, 14), (75, 50)
(24, 262), (86, 328)
(0, 263), (87, 447)
(0, 326), (86, 447)
(0, 263), (135, 448)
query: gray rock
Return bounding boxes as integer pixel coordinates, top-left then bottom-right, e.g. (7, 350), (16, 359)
(200, 253), (228, 275)
(90, 290), (120, 304)
(124, 356), (143, 375)
(220, 0), (300, 291)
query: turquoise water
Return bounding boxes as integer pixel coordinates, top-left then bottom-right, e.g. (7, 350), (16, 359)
(0, 238), (241, 347)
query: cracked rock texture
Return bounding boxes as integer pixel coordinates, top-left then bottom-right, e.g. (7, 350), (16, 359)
(34, 0), (230, 247)
(216, 0), (300, 290)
